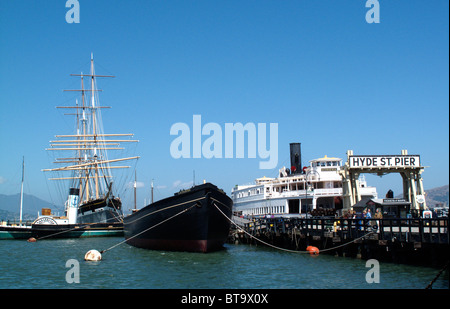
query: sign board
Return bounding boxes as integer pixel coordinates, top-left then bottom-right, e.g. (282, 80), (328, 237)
(416, 195), (425, 204)
(349, 155), (420, 169)
(33, 217), (57, 225)
(383, 198), (408, 203)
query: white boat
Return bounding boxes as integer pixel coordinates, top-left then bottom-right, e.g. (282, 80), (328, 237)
(231, 143), (378, 218)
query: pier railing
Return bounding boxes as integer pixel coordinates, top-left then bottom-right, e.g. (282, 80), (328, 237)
(0, 219), (33, 227)
(242, 217), (449, 245)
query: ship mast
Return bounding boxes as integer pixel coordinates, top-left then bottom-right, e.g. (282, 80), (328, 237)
(90, 55), (100, 199)
(43, 55), (139, 205)
(151, 179), (154, 204)
(19, 156), (24, 224)
(134, 170), (137, 210)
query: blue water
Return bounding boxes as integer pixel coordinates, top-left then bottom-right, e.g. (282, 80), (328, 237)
(0, 237), (447, 289)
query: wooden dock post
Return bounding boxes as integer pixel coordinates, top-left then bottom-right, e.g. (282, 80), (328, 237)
(231, 216), (449, 266)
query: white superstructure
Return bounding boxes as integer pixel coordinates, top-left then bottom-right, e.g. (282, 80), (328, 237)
(232, 155), (378, 217)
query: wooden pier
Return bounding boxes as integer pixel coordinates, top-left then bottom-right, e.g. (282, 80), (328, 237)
(229, 216), (449, 267)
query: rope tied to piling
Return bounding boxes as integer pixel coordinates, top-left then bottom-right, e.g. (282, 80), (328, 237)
(425, 260), (449, 289)
(213, 203), (374, 255)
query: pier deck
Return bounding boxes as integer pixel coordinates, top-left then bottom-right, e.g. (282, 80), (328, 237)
(230, 216), (449, 266)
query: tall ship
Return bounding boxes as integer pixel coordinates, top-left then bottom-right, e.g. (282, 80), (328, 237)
(232, 143), (378, 218)
(124, 183), (233, 253)
(35, 55), (139, 238)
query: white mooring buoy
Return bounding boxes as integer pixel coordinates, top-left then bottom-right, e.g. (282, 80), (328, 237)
(84, 249), (102, 261)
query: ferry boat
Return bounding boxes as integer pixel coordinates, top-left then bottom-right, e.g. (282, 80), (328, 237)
(231, 143), (378, 218)
(124, 183), (233, 253)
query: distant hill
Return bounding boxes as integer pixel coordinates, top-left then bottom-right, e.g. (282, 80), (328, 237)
(0, 193), (61, 221)
(425, 185), (449, 207)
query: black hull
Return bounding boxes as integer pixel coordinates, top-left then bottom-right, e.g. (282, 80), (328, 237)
(28, 197), (123, 239)
(78, 197), (123, 224)
(30, 222), (123, 239)
(124, 183), (233, 253)
(0, 222), (123, 240)
(0, 226), (32, 240)
(1, 198), (124, 240)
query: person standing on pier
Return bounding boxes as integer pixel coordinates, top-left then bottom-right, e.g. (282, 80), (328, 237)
(366, 209), (372, 219)
(374, 209), (383, 219)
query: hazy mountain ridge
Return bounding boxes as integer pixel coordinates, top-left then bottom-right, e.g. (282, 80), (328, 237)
(424, 185), (449, 207)
(0, 193), (60, 220)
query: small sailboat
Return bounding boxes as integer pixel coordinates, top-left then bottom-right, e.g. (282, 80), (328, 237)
(0, 157), (32, 240)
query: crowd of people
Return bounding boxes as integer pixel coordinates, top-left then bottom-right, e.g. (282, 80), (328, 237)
(342, 208), (383, 219)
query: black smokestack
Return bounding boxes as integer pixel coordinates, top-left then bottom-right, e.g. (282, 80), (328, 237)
(290, 143), (302, 174)
(69, 188), (80, 196)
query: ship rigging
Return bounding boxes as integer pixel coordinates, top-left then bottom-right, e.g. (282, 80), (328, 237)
(42, 55), (139, 225)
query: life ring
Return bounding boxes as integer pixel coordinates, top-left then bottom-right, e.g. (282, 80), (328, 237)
(306, 246), (319, 255)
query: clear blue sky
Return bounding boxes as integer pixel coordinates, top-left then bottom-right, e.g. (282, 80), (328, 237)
(0, 0), (448, 213)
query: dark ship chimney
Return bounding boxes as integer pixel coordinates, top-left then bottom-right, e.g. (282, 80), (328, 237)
(290, 143), (302, 174)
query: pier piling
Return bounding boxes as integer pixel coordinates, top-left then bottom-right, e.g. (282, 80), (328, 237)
(229, 216), (449, 267)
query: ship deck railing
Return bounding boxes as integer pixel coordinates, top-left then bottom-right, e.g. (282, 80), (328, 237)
(0, 219), (34, 227)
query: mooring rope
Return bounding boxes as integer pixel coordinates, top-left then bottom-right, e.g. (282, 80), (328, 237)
(33, 196), (206, 241)
(213, 203), (374, 254)
(123, 196), (206, 225)
(35, 215), (122, 241)
(100, 204), (196, 254)
(425, 260), (449, 289)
